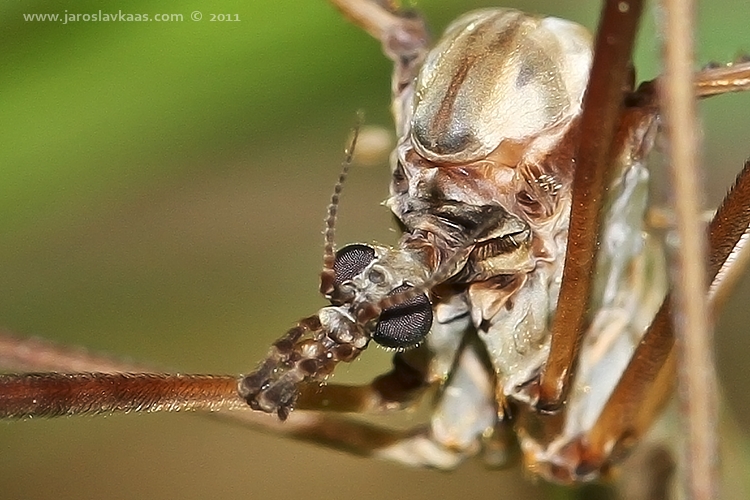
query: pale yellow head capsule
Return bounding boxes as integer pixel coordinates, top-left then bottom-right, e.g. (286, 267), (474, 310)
(411, 9), (592, 164)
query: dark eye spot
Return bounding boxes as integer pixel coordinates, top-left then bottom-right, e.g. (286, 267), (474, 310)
(373, 284), (433, 350)
(333, 244), (376, 286)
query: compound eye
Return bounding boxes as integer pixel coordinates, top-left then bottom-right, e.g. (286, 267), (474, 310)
(373, 284), (433, 350)
(334, 244), (376, 287)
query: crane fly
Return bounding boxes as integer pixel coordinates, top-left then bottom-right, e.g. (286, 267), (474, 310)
(1, 2), (750, 500)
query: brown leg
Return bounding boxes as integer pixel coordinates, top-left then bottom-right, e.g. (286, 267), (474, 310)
(537, 0), (645, 412)
(587, 160), (750, 466)
(328, 0), (428, 134)
(692, 60), (750, 98)
(328, 0), (428, 85)
(0, 331), (161, 373)
(218, 406), (411, 457)
(0, 323), (432, 424)
(0, 333), (248, 419)
(538, 0), (750, 416)
(0, 372), (244, 418)
(0, 329), (422, 457)
(296, 350), (431, 413)
(222, 405), (499, 470)
(527, 160), (750, 481)
(0, 327), (498, 468)
(0, 319), (433, 414)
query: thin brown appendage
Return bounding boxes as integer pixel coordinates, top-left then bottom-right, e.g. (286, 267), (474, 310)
(577, 160), (750, 475)
(222, 405), (411, 457)
(328, 0), (428, 95)
(0, 332), (156, 373)
(296, 351), (430, 413)
(0, 330), (420, 455)
(0, 372), (244, 419)
(662, 0), (718, 498)
(693, 61), (750, 98)
(638, 61), (750, 103)
(537, 0), (645, 412)
(0, 333), (241, 419)
(707, 161), (750, 308)
(328, 0), (402, 41)
(320, 118), (362, 296)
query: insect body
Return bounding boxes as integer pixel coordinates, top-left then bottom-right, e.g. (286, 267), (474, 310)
(237, 6), (673, 482)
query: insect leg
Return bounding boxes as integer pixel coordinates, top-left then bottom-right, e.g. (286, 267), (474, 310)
(537, 0), (644, 412)
(327, 0), (428, 73)
(221, 398), (501, 470)
(0, 372), (244, 418)
(295, 350), (431, 413)
(530, 160), (750, 480)
(328, 0), (428, 134)
(0, 331), (157, 373)
(0, 330), (426, 460)
(370, 342), (502, 469)
(692, 60), (750, 98)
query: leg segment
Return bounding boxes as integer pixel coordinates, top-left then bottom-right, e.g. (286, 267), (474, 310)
(0, 331), (497, 469)
(521, 159), (750, 482)
(0, 331), (157, 373)
(328, 0), (428, 89)
(296, 349), (431, 413)
(584, 160), (750, 470)
(328, 0), (428, 134)
(0, 372), (244, 418)
(537, 0), (645, 412)
(535, 3), (750, 415)
(0, 328), (420, 456)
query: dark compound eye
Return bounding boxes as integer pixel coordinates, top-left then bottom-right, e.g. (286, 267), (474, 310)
(373, 284), (433, 350)
(333, 244), (376, 287)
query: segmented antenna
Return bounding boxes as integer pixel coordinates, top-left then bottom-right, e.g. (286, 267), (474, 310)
(320, 113), (364, 296)
(356, 209), (509, 323)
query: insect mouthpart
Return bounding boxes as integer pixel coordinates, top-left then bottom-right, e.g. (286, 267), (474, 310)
(449, 226), (533, 284)
(473, 226), (531, 261)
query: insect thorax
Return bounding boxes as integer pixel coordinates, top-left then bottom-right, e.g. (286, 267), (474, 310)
(384, 9), (590, 395)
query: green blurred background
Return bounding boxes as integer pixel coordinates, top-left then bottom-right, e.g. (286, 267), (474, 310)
(1, 0), (749, 499)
